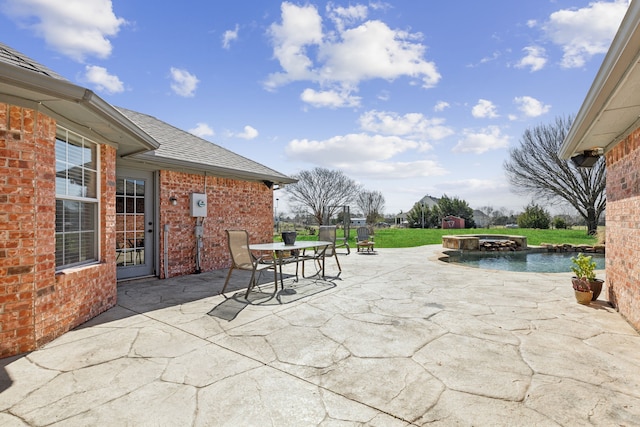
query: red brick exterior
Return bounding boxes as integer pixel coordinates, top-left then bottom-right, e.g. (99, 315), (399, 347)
(0, 104), (118, 357)
(158, 170), (273, 278)
(0, 103), (276, 358)
(605, 128), (640, 331)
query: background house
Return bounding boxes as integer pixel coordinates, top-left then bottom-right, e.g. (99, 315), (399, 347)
(473, 209), (490, 228)
(0, 43), (294, 357)
(559, 1), (640, 331)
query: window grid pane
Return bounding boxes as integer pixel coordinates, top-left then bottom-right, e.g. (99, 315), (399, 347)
(115, 177), (146, 266)
(55, 127), (99, 269)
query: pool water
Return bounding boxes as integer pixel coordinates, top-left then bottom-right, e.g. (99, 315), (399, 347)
(444, 251), (605, 273)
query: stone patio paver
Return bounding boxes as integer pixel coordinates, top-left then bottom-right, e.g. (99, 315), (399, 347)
(1, 244), (640, 426)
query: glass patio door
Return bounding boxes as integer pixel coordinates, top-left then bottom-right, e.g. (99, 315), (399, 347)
(116, 170), (154, 279)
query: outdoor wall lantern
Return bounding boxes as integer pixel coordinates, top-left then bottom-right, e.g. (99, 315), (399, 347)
(571, 147), (604, 168)
(169, 196), (178, 206)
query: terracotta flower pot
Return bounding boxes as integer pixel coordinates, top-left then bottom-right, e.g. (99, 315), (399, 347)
(574, 290), (593, 305)
(572, 277), (604, 301)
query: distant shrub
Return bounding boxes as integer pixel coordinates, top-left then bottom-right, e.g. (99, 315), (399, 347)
(553, 216), (567, 229)
(517, 203), (550, 229)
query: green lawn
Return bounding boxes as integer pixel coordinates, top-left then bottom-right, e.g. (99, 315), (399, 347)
(288, 227), (600, 248)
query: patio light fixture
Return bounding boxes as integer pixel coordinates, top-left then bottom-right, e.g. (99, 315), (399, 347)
(571, 147), (604, 168)
(169, 196), (178, 205)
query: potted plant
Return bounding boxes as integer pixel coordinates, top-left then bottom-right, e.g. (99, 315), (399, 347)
(281, 227), (297, 246)
(570, 253), (603, 303)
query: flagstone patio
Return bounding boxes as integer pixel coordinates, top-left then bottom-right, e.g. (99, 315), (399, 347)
(1, 245), (639, 426)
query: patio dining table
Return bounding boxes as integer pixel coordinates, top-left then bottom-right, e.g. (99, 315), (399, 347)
(249, 240), (332, 290)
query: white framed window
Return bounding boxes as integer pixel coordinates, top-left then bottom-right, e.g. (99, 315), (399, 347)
(55, 127), (99, 268)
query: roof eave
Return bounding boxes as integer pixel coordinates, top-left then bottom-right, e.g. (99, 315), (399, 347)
(559, 0), (640, 159)
(0, 62), (158, 152)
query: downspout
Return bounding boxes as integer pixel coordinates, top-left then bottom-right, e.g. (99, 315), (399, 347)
(164, 224), (169, 278)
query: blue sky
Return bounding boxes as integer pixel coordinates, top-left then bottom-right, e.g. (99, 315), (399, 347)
(0, 0), (630, 216)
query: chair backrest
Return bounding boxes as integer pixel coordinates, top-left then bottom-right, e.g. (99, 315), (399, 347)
(357, 226), (370, 241)
(318, 225), (337, 256)
(226, 229), (253, 267)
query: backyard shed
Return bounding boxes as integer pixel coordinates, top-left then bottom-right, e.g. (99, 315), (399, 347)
(442, 215), (465, 229)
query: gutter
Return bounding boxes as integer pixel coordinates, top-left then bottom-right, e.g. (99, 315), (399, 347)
(123, 153), (297, 185)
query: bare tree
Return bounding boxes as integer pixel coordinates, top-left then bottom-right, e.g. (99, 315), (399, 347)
(503, 116), (605, 235)
(285, 167), (360, 225)
(356, 190), (385, 225)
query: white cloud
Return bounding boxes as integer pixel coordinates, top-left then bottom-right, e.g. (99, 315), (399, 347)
(222, 24), (239, 49)
(434, 101), (450, 112)
(286, 133), (446, 178)
(479, 51), (501, 65)
(169, 67), (199, 97)
(326, 3), (368, 32)
(300, 88), (361, 108)
(189, 123), (214, 138)
(453, 126), (509, 154)
(265, 2), (440, 99)
(265, 2), (323, 89)
(83, 65), (123, 94)
(235, 125), (259, 140)
(319, 20), (440, 88)
(377, 90), (391, 101)
(515, 46), (547, 72)
(358, 110), (453, 141)
(544, 0), (629, 68)
(287, 133), (418, 162)
(514, 96), (551, 117)
(1, 0), (126, 61)
(338, 159), (448, 179)
(471, 99), (499, 119)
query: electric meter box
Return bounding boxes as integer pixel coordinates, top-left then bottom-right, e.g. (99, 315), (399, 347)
(190, 193), (207, 217)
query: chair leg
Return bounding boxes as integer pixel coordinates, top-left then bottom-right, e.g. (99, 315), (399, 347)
(274, 266), (278, 291)
(245, 267), (259, 298)
(333, 252), (342, 272)
(221, 267), (234, 294)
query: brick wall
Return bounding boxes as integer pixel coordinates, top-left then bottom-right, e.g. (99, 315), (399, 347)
(159, 170), (273, 278)
(0, 103), (43, 356)
(0, 103), (118, 357)
(605, 127), (640, 331)
(35, 144), (118, 347)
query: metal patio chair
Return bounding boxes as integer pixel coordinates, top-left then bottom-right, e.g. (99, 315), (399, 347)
(356, 226), (375, 252)
(302, 225), (342, 276)
(221, 229), (276, 297)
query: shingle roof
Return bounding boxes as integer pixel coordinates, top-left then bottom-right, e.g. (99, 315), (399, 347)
(0, 42), (292, 184)
(117, 107), (295, 185)
(0, 42), (67, 80)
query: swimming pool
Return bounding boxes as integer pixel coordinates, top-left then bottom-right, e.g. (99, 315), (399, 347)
(443, 251), (605, 273)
